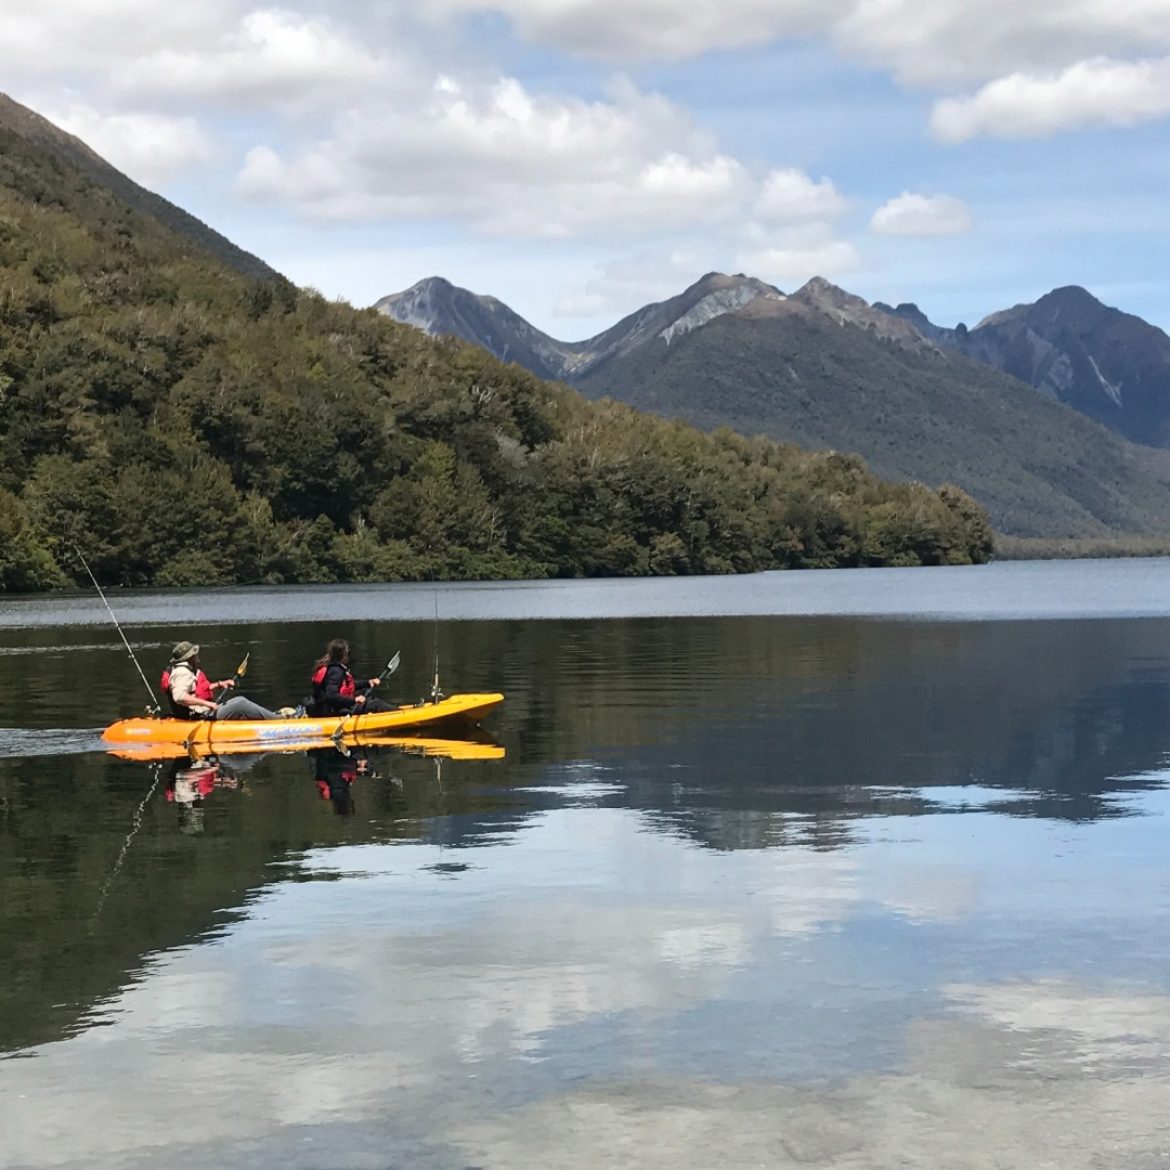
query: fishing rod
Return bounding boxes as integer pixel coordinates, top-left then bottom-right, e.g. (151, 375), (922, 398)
(74, 546), (160, 715)
(430, 581), (444, 703)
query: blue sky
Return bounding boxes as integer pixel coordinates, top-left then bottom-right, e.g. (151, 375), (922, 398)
(3, 1), (1168, 337)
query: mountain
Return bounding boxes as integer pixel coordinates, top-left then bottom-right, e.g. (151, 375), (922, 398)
(374, 276), (576, 380)
(0, 92), (278, 282)
(875, 287), (1170, 447)
(375, 272), (1170, 541)
(0, 99), (993, 590)
(376, 272), (781, 381)
(573, 278), (1170, 540)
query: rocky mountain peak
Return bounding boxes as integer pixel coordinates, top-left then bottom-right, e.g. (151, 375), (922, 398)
(794, 275), (856, 307)
(793, 278), (934, 350)
(1028, 285), (1109, 327)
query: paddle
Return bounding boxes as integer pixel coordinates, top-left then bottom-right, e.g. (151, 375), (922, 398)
(331, 652), (401, 744)
(213, 653), (250, 703)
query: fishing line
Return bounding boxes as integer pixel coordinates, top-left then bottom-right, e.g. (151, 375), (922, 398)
(90, 762), (165, 925)
(74, 545), (159, 714)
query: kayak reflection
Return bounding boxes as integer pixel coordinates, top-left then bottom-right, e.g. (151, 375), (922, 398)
(110, 729), (505, 830)
(106, 729), (506, 764)
(310, 746), (373, 817)
(165, 758), (242, 834)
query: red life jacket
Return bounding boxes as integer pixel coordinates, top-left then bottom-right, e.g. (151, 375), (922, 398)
(160, 668), (214, 701)
(161, 667), (215, 719)
(312, 662), (355, 698)
(316, 769), (356, 801)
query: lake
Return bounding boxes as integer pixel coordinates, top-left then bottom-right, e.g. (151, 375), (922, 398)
(3, 560), (1170, 1169)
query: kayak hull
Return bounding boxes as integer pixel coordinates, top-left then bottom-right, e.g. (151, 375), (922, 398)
(103, 692), (505, 750)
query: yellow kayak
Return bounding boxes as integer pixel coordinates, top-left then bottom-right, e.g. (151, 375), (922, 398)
(107, 730), (505, 762)
(103, 692), (505, 751)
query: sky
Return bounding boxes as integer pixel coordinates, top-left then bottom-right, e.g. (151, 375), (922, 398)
(3, 0), (1168, 338)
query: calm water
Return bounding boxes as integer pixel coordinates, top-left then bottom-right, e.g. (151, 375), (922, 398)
(4, 562), (1170, 1168)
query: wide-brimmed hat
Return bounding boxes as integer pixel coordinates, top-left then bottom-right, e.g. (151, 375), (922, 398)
(170, 640), (200, 663)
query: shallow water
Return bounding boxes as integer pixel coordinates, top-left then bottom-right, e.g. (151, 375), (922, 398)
(3, 563), (1170, 1168)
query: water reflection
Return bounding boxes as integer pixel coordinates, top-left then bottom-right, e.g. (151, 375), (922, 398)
(4, 797), (1170, 1169)
(3, 605), (1170, 1169)
(167, 758), (243, 833)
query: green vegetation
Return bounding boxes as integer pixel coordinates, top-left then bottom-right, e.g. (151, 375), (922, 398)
(995, 535), (1170, 560)
(0, 121), (992, 591)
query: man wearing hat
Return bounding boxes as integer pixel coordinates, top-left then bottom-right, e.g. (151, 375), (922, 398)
(164, 641), (279, 721)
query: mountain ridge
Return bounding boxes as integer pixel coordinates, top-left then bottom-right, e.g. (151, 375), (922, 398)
(875, 286), (1170, 444)
(374, 271), (1170, 540)
(376, 272), (787, 381)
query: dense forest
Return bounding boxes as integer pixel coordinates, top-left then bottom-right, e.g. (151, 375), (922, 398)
(0, 118), (994, 593)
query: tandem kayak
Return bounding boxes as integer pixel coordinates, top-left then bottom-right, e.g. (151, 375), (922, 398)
(103, 692), (505, 750)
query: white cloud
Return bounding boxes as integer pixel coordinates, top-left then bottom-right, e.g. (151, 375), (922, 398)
(870, 192), (973, 236)
(46, 104), (218, 185)
(756, 168), (847, 221)
(421, 1), (1170, 141)
(236, 74), (839, 242)
(6, 0), (1170, 163)
(0, 1), (241, 79)
(737, 239), (861, 286)
(734, 220), (860, 286)
(835, 0), (1170, 87)
(424, 0), (849, 61)
(419, 0), (1170, 88)
(930, 56), (1170, 142)
(426, 0), (1170, 81)
(116, 9), (388, 106)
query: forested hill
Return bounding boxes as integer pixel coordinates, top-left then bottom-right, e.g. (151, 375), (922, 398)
(0, 94), (277, 282)
(0, 101), (993, 593)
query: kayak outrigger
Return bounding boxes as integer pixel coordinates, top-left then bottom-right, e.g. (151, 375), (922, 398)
(103, 692), (505, 752)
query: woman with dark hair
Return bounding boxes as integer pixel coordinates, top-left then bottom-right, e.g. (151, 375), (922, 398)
(308, 639), (394, 717)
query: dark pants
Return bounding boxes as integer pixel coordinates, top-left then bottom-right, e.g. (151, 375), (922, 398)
(356, 697), (395, 713)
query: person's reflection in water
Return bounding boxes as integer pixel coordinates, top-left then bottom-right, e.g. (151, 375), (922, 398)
(309, 746), (376, 816)
(165, 759), (240, 833)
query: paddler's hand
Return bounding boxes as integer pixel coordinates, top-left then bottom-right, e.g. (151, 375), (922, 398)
(367, 678), (381, 688)
(219, 678), (236, 690)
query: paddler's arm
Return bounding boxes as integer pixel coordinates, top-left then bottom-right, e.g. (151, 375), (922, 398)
(172, 680), (219, 716)
(177, 693), (219, 715)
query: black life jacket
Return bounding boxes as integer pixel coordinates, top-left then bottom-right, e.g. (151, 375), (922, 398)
(310, 662), (356, 713)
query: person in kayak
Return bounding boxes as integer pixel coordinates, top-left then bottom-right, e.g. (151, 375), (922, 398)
(309, 639), (393, 717)
(163, 641), (280, 721)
